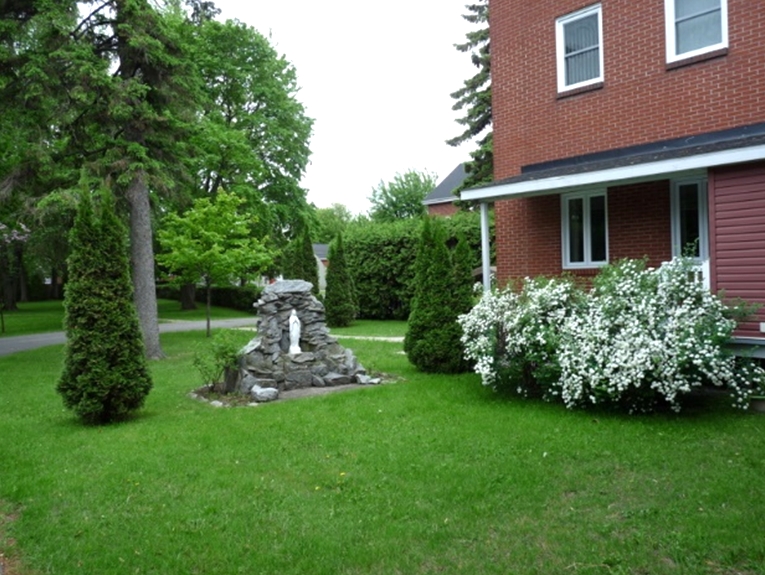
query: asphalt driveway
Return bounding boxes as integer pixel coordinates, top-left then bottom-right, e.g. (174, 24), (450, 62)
(0, 317), (257, 357)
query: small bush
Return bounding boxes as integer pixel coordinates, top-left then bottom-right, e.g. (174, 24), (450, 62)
(193, 329), (244, 389)
(459, 257), (765, 413)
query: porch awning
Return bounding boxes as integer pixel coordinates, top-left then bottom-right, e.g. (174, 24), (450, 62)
(461, 124), (765, 202)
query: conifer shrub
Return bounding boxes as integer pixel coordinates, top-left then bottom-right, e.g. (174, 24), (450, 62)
(57, 192), (152, 424)
(282, 227), (319, 294)
(405, 218), (471, 373)
(324, 232), (356, 327)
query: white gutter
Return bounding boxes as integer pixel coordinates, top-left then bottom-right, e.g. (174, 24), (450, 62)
(462, 144), (765, 202)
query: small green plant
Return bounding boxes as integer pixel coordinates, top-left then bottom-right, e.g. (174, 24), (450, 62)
(193, 329), (245, 389)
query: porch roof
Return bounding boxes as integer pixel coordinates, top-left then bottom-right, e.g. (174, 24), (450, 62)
(462, 123), (765, 202)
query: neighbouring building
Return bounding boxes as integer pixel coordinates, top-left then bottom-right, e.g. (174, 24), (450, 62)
(423, 163), (467, 216)
(462, 0), (765, 346)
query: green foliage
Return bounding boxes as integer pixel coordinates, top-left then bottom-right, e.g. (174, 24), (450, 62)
(57, 192), (152, 424)
(325, 233), (357, 327)
(405, 218), (471, 373)
(157, 190), (273, 335)
(447, 0), (493, 192)
(282, 226), (319, 293)
(368, 169), (437, 223)
(344, 212), (485, 320)
(192, 329), (244, 386)
(310, 203), (353, 243)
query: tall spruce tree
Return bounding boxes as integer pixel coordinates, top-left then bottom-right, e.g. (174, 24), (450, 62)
(405, 218), (469, 373)
(57, 191), (152, 424)
(448, 0), (492, 192)
(325, 232), (356, 327)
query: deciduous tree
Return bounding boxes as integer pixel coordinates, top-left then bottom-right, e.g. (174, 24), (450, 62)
(157, 190), (273, 337)
(368, 169), (437, 223)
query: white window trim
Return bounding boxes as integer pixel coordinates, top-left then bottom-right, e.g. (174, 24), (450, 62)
(670, 177), (709, 261)
(665, 0), (728, 64)
(556, 4), (604, 93)
(562, 190), (609, 269)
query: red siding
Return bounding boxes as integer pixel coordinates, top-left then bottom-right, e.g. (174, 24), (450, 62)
(710, 162), (765, 338)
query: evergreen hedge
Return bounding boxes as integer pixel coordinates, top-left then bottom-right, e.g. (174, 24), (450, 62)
(404, 218), (473, 373)
(324, 232), (356, 327)
(344, 211), (487, 320)
(57, 192), (152, 424)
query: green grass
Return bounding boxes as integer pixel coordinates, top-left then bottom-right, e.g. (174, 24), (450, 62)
(328, 319), (407, 338)
(1, 331), (765, 574)
(0, 299), (252, 337)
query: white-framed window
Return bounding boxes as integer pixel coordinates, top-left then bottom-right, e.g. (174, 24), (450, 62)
(562, 190), (608, 269)
(665, 0), (728, 63)
(670, 177), (709, 261)
(556, 4), (604, 93)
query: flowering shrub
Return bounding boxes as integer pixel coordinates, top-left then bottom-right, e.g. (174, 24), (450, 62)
(459, 257), (765, 413)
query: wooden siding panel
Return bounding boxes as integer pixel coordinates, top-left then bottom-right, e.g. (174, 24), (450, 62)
(710, 163), (765, 338)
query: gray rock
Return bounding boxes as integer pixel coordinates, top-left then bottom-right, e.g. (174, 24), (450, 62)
(324, 372), (352, 386)
(250, 386), (279, 402)
(264, 279), (313, 295)
(238, 372), (260, 394)
(210, 400), (225, 408)
(285, 370), (314, 389)
(312, 374), (325, 387)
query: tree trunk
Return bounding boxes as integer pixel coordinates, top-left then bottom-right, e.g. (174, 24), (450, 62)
(180, 283), (197, 310)
(205, 277), (211, 338)
(126, 171), (165, 359)
(16, 244), (28, 303)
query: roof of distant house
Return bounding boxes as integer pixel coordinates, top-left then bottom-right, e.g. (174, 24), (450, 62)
(423, 163), (467, 205)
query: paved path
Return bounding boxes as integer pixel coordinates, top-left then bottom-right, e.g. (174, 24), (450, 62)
(0, 317), (258, 357)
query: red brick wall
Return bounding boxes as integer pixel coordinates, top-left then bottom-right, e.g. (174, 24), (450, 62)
(491, 0), (765, 180)
(490, 0), (765, 282)
(496, 181), (672, 282)
(426, 203), (460, 217)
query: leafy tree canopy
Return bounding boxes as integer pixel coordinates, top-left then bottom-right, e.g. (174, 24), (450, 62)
(310, 203), (354, 243)
(368, 169), (437, 223)
(157, 189), (274, 336)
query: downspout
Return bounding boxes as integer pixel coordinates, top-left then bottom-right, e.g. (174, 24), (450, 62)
(480, 202), (491, 292)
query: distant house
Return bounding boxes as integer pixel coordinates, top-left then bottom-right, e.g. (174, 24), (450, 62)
(312, 243), (328, 292)
(423, 164), (467, 216)
(462, 0), (765, 347)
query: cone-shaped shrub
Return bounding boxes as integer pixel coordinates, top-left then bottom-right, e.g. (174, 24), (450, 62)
(325, 232), (356, 327)
(283, 227), (319, 295)
(57, 191), (152, 424)
(405, 218), (469, 373)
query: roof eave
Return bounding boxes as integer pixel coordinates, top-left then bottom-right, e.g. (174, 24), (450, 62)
(460, 144), (765, 202)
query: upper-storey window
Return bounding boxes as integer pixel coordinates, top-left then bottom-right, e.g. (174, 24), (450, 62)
(556, 4), (604, 93)
(665, 0), (728, 63)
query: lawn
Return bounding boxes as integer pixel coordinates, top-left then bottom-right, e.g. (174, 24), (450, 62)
(0, 299), (252, 337)
(1, 330), (764, 574)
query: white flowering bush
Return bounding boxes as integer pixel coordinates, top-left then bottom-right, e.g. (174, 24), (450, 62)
(459, 257), (765, 413)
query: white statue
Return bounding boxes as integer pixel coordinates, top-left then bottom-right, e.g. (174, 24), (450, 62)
(288, 309), (302, 354)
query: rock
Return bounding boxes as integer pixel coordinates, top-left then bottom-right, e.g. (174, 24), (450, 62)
(250, 386), (279, 402)
(237, 372), (260, 394)
(285, 370), (314, 390)
(324, 372), (352, 386)
(210, 400), (225, 408)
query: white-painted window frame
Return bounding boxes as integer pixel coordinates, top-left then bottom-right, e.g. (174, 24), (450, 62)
(665, 0), (728, 64)
(562, 190), (609, 269)
(556, 4), (604, 93)
(670, 177), (709, 261)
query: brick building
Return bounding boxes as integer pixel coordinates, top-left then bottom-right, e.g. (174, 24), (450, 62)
(463, 0), (765, 342)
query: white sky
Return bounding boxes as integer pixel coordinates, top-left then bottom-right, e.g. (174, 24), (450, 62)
(212, 0), (477, 215)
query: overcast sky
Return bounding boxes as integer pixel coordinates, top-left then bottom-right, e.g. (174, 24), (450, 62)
(212, 1), (478, 215)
